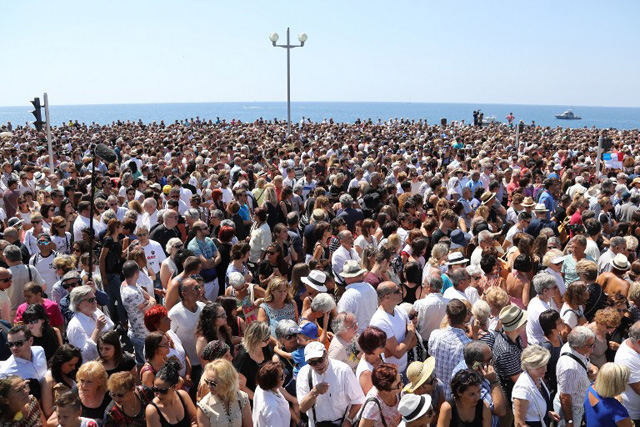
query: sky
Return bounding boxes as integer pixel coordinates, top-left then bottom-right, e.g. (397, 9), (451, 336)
(2, 1), (639, 108)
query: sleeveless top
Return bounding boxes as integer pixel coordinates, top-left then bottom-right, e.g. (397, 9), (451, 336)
(402, 283), (419, 305)
(449, 398), (484, 427)
(260, 302), (296, 336)
(229, 284), (257, 324)
(149, 392), (191, 427)
(197, 391), (249, 427)
(139, 362), (158, 381)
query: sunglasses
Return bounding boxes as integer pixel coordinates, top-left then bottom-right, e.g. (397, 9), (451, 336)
(204, 379), (217, 388)
(31, 220), (42, 224)
(424, 375), (437, 386)
(386, 288), (402, 297)
(152, 386), (172, 395)
(0, 277), (12, 283)
(408, 313), (418, 320)
(173, 244), (184, 248)
(82, 297), (97, 304)
(308, 356), (326, 367)
(266, 251), (276, 255)
(109, 391), (126, 398)
(25, 319), (41, 325)
(62, 280), (82, 289)
(7, 340), (26, 348)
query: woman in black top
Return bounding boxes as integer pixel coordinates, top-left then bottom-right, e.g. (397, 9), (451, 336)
(218, 296), (245, 343)
(438, 370), (490, 427)
(195, 303), (235, 366)
(21, 304), (62, 360)
(257, 244), (289, 287)
(99, 218), (126, 324)
(402, 262), (426, 304)
(215, 225), (235, 287)
(145, 360), (197, 427)
(97, 330), (137, 378)
(233, 321), (274, 401)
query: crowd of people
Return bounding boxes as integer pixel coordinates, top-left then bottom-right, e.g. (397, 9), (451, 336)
(0, 116), (639, 427)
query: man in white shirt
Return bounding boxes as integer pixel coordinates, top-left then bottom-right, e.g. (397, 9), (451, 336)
(442, 269), (470, 302)
(470, 230), (494, 266)
(614, 321), (640, 425)
(584, 218), (601, 261)
(297, 342), (365, 427)
(336, 260), (378, 334)
(72, 201), (102, 242)
(168, 277), (206, 395)
(331, 231), (361, 288)
(0, 325), (47, 399)
(4, 245), (45, 318)
(370, 281), (417, 375)
(414, 274), (449, 346)
(504, 212), (532, 250)
(29, 233), (58, 290)
(526, 273), (558, 345)
(134, 225), (166, 285)
(141, 198), (159, 230)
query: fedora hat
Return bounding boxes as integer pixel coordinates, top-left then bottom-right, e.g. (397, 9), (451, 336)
(632, 177), (640, 187)
(522, 197), (536, 208)
(450, 229), (472, 250)
(403, 357), (436, 393)
(480, 192), (495, 205)
(533, 203), (548, 212)
(301, 270), (328, 292)
(398, 394), (433, 423)
(340, 260), (367, 278)
(612, 253), (631, 271)
(446, 252), (469, 266)
(499, 305), (528, 332)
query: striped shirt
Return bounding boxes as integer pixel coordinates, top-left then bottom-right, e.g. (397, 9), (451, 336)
(492, 331), (523, 399)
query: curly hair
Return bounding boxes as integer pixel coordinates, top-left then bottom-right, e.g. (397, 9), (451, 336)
(256, 361), (283, 391)
(451, 369), (483, 399)
(372, 363), (399, 392)
(594, 307), (621, 329)
(144, 305), (169, 332)
(195, 302), (232, 345)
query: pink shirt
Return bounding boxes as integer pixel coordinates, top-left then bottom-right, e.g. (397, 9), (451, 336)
(14, 299), (64, 328)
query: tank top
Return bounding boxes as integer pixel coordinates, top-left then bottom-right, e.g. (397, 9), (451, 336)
(260, 302), (296, 336)
(449, 398), (484, 427)
(402, 283), (419, 305)
(150, 392), (191, 427)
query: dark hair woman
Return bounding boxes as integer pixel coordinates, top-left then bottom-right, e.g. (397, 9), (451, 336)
(99, 218), (126, 324)
(97, 330), (137, 378)
(438, 370), (490, 427)
(257, 244), (289, 287)
(195, 302), (235, 367)
(356, 326), (388, 395)
(140, 332), (172, 388)
(145, 360), (197, 427)
(215, 225), (235, 288)
(41, 344), (82, 419)
(218, 296), (246, 342)
(21, 303), (63, 360)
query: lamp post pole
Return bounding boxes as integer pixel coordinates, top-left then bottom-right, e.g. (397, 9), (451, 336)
(270, 27), (307, 138)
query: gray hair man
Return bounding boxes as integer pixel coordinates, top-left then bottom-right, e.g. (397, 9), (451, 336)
(555, 326), (597, 427)
(3, 245), (44, 316)
(327, 312), (360, 371)
(451, 341), (507, 424)
(414, 273), (448, 347)
(598, 236), (627, 274)
(526, 273), (558, 345)
(471, 230), (495, 266)
(337, 193), (364, 234)
(443, 268), (471, 302)
(331, 231), (361, 287)
(336, 260), (377, 334)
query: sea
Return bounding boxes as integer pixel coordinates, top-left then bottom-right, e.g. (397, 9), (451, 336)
(1, 102), (639, 130)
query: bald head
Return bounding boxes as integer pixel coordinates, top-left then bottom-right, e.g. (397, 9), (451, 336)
(0, 267), (11, 290)
(3, 227), (18, 242)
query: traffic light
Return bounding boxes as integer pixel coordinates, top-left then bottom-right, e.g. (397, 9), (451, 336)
(31, 98), (44, 132)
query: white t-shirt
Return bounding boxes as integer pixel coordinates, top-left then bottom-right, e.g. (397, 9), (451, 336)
(169, 301), (206, 366)
(354, 235), (377, 253)
(252, 387), (291, 427)
(512, 371), (551, 423)
(443, 287), (468, 302)
(337, 282), (378, 334)
(614, 340), (640, 419)
(526, 297), (552, 346)
(29, 251), (58, 290)
(370, 307), (410, 372)
(141, 240), (167, 275)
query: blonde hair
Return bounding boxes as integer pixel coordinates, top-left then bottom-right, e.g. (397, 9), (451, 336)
(484, 286), (510, 310)
(202, 359), (239, 403)
(77, 361), (108, 393)
(428, 243), (449, 267)
(387, 233), (402, 251)
(629, 282), (640, 306)
(542, 249), (563, 267)
(594, 363), (630, 398)
(263, 185), (278, 205)
(242, 321), (271, 354)
(263, 277), (293, 304)
(521, 345), (551, 371)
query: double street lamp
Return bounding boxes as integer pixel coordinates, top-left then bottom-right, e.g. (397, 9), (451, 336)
(269, 27), (307, 137)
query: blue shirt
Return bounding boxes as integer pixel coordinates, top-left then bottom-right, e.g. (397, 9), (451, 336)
(291, 347), (307, 378)
(584, 385), (629, 427)
(238, 204), (251, 221)
(538, 190), (555, 220)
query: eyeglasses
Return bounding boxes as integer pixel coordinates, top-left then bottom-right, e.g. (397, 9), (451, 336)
(408, 313), (418, 320)
(308, 355), (326, 367)
(0, 277), (12, 282)
(204, 379), (217, 388)
(31, 220), (42, 224)
(109, 391), (126, 398)
(266, 251), (276, 255)
(6, 340), (26, 348)
(386, 288), (402, 297)
(25, 319), (41, 325)
(283, 334), (295, 340)
(152, 386), (172, 394)
(82, 297), (97, 304)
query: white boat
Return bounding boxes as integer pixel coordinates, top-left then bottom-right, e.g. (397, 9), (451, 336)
(555, 109), (582, 120)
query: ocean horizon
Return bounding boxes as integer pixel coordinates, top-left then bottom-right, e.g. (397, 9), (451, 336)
(1, 101), (640, 130)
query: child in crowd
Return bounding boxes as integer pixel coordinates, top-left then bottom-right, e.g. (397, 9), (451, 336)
(55, 391), (99, 427)
(274, 321), (319, 379)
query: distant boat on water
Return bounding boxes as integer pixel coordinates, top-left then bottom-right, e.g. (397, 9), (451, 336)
(555, 109), (582, 120)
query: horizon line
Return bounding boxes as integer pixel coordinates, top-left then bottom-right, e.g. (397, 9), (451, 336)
(1, 100), (640, 109)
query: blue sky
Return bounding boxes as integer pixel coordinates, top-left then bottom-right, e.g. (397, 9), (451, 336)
(2, 0), (639, 107)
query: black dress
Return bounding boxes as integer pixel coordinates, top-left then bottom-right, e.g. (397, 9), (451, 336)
(233, 345), (274, 393)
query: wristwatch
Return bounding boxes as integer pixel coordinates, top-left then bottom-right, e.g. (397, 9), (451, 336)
(567, 421), (574, 424)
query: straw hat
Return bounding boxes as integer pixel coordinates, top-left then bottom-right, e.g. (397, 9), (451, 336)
(612, 254), (631, 271)
(499, 305), (528, 332)
(522, 197), (536, 208)
(403, 358), (436, 393)
(480, 192), (495, 205)
(339, 260), (367, 278)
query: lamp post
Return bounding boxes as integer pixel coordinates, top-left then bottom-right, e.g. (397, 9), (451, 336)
(269, 27), (307, 137)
